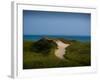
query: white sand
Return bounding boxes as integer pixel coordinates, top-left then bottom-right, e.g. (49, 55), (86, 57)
(55, 40), (70, 59)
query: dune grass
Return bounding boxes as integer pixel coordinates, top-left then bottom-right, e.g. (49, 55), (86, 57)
(64, 41), (91, 66)
(23, 40), (91, 69)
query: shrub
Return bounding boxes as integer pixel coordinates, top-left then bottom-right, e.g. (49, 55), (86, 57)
(31, 38), (57, 55)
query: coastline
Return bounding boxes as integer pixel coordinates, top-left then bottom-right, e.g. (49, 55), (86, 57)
(23, 35), (90, 42)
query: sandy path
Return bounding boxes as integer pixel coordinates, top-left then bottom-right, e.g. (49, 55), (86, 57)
(55, 40), (70, 59)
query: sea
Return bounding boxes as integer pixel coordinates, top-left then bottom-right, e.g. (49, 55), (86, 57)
(23, 35), (90, 42)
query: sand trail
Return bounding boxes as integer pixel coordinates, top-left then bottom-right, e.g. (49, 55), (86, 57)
(55, 40), (70, 59)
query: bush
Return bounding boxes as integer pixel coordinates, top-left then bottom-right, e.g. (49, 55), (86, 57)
(31, 38), (57, 55)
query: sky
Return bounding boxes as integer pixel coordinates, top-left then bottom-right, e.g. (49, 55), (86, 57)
(23, 10), (91, 36)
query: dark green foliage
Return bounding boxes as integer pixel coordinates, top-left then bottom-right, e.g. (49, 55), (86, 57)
(30, 38), (57, 54)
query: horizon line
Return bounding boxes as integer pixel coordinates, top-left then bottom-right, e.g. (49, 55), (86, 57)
(23, 34), (90, 36)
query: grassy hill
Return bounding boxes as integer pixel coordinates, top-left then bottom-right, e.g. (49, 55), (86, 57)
(23, 38), (91, 69)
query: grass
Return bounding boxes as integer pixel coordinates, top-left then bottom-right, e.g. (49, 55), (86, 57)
(64, 41), (91, 66)
(23, 39), (91, 69)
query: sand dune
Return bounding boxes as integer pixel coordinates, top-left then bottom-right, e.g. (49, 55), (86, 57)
(55, 40), (70, 59)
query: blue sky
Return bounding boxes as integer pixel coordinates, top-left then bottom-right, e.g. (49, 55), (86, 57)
(23, 10), (91, 36)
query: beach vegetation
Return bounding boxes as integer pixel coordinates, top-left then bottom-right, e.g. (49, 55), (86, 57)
(23, 38), (91, 69)
(64, 41), (91, 66)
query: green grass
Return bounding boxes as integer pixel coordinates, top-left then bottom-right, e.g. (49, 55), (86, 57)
(23, 40), (91, 69)
(64, 41), (91, 66)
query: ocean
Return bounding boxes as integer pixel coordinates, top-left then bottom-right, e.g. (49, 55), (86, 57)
(23, 35), (90, 42)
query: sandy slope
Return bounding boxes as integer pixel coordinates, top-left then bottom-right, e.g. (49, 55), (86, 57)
(55, 40), (70, 59)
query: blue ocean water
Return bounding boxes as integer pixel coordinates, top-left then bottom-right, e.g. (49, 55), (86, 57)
(23, 35), (90, 42)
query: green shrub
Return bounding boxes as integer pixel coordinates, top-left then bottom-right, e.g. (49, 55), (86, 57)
(31, 38), (57, 55)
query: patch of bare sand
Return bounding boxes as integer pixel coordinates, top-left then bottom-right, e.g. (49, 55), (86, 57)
(55, 40), (70, 59)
